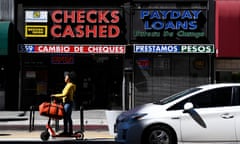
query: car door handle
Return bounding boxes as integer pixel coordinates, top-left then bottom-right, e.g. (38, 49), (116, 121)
(171, 117), (180, 120)
(221, 113), (234, 119)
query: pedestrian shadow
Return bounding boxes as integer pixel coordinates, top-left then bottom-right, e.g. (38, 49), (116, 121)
(0, 118), (28, 121)
(0, 134), (11, 136)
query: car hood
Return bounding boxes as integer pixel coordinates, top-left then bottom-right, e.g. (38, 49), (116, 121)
(117, 103), (166, 121)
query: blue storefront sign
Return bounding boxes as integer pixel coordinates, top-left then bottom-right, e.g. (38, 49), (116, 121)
(134, 44), (214, 53)
(131, 9), (208, 43)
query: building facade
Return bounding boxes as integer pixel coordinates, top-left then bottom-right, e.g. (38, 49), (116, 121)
(215, 0), (240, 83)
(2, 0), (239, 111)
(0, 0), (19, 110)
(15, 0), (130, 110)
(129, 0), (215, 107)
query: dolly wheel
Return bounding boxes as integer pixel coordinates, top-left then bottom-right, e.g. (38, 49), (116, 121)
(40, 130), (50, 141)
(75, 131), (84, 140)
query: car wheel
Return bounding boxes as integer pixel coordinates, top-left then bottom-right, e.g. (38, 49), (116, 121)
(142, 125), (176, 144)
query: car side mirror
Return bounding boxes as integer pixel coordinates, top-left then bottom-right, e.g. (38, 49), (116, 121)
(183, 102), (194, 113)
(183, 102), (207, 128)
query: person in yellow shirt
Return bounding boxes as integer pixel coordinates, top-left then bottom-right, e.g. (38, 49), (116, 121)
(51, 71), (76, 136)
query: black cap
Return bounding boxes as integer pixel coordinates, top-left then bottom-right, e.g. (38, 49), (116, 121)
(64, 71), (76, 82)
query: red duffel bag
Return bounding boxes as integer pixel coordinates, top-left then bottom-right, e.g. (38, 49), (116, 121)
(39, 102), (64, 120)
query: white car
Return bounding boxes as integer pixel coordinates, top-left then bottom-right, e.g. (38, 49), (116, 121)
(114, 83), (240, 144)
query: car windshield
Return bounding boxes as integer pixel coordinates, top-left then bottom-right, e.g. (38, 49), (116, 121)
(155, 87), (201, 105)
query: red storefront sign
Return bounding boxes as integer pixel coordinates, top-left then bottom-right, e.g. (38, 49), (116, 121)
(18, 44), (126, 54)
(24, 9), (123, 40)
(51, 54), (74, 64)
(50, 10), (121, 38)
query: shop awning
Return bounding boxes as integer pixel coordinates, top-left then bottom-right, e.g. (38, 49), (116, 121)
(215, 0), (240, 58)
(0, 21), (10, 55)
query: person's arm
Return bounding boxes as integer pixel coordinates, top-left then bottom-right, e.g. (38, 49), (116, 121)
(51, 83), (71, 98)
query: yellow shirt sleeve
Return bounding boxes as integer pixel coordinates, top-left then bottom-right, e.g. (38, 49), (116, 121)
(53, 83), (74, 102)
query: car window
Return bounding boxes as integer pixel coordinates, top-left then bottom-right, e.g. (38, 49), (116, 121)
(155, 87), (201, 105)
(232, 87), (240, 105)
(168, 87), (233, 110)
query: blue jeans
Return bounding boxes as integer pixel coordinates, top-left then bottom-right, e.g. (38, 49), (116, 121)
(63, 102), (73, 133)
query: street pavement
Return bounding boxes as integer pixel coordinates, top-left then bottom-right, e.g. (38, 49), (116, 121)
(0, 130), (114, 141)
(0, 110), (117, 142)
(0, 111), (232, 144)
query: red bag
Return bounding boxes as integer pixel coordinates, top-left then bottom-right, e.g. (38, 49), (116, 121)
(39, 102), (64, 119)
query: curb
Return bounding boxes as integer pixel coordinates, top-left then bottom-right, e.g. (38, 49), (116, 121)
(0, 125), (109, 131)
(0, 118), (28, 122)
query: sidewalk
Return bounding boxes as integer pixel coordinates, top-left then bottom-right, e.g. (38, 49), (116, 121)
(0, 130), (114, 140)
(0, 110), (116, 139)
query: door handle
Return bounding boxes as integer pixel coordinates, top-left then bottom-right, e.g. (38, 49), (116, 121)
(171, 117), (180, 120)
(221, 113), (234, 119)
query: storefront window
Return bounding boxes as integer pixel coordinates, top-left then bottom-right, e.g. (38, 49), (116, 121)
(134, 54), (210, 106)
(216, 71), (240, 83)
